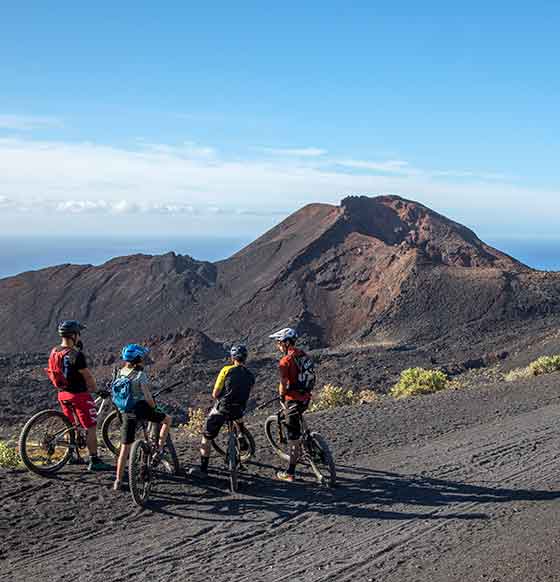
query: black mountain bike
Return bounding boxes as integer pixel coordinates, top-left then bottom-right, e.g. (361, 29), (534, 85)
(210, 421), (255, 464)
(19, 389), (114, 476)
(223, 420), (244, 494)
(101, 381), (181, 461)
(264, 399), (336, 487)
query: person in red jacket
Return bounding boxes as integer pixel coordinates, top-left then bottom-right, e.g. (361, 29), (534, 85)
(269, 327), (312, 482)
(46, 320), (111, 471)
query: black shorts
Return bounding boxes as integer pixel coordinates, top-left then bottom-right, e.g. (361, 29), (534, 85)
(283, 401), (308, 441)
(203, 406), (243, 440)
(120, 400), (166, 445)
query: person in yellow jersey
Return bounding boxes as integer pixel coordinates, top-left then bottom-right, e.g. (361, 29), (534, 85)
(192, 345), (255, 476)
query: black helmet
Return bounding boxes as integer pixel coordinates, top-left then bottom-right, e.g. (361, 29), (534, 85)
(230, 344), (248, 361)
(57, 320), (86, 337)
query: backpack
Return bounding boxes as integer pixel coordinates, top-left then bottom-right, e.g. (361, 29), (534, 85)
(45, 347), (72, 390)
(293, 354), (316, 394)
(111, 371), (139, 413)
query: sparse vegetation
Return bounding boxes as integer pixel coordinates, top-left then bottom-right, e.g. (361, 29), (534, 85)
(0, 441), (21, 469)
(179, 407), (206, 438)
(504, 367), (533, 382)
(357, 389), (379, 404)
(310, 384), (359, 411)
(505, 354), (560, 382)
(390, 367), (449, 399)
(528, 355), (560, 376)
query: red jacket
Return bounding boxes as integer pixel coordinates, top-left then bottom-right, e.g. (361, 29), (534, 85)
(279, 347), (310, 402)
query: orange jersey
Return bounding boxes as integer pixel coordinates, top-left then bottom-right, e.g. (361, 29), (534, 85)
(279, 347), (310, 402)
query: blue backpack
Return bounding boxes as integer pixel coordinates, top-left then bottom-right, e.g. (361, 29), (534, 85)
(111, 371), (138, 413)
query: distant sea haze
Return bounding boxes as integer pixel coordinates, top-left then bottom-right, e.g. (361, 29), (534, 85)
(0, 235), (558, 280)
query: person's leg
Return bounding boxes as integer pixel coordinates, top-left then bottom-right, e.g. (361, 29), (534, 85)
(114, 415), (135, 488)
(86, 425), (99, 457)
(197, 411), (224, 473)
(157, 415), (172, 450)
(115, 444), (131, 483)
(277, 403), (302, 481)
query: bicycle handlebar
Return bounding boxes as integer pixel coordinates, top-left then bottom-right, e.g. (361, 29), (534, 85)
(253, 395), (281, 411)
(152, 380), (182, 398)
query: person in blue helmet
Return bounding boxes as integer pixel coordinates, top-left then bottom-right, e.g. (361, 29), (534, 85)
(113, 344), (172, 491)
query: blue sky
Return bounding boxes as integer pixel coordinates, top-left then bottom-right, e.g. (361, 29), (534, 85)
(1, 1), (559, 239)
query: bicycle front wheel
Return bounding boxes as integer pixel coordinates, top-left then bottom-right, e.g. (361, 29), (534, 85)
(227, 433), (239, 493)
(264, 415), (290, 462)
(19, 410), (75, 475)
(307, 432), (336, 487)
(129, 439), (152, 507)
(159, 435), (181, 476)
(101, 409), (121, 456)
(212, 425), (255, 463)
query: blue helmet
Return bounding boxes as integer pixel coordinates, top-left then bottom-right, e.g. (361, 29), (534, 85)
(230, 344), (248, 361)
(121, 344), (150, 363)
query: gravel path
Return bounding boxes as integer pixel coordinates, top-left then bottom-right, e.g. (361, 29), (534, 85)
(3, 374), (560, 582)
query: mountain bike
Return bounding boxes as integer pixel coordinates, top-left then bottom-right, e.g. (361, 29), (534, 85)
(19, 390), (114, 476)
(128, 400), (181, 507)
(101, 380), (182, 457)
(223, 419), (244, 494)
(210, 420), (255, 464)
(264, 399), (336, 487)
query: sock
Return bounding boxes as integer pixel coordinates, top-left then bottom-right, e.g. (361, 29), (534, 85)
(201, 456), (209, 472)
(287, 463), (296, 475)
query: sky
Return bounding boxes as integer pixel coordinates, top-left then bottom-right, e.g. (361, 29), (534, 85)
(1, 1), (560, 240)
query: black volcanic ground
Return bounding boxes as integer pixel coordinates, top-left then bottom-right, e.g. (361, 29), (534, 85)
(2, 195), (560, 581)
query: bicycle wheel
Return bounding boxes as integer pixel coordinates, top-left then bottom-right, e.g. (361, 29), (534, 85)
(159, 435), (181, 476)
(19, 410), (75, 475)
(264, 415), (290, 462)
(101, 409), (121, 456)
(227, 432), (239, 493)
(212, 425), (255, 463)
(129, 439), (152, 507)
(306, 432), (336, 487)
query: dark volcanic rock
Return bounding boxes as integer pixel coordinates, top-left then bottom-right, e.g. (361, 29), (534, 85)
(1, 195), (560, 352)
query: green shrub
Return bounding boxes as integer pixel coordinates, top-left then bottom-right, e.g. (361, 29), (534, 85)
(0, 441), (21, 469)
(390, 367), (449, 399)
(179, 407), (206, 438)
(504, 355), (560, 382)
(310, 384), (359, 411)
(528, 355), (560, 376)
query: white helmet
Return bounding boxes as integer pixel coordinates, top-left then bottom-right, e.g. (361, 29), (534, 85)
(269, 327), (298, 342)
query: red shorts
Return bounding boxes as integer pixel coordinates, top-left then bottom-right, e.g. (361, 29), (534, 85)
(58, 391), (97, 429)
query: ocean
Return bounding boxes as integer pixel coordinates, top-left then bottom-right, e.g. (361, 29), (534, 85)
(0, 236), (558, 280)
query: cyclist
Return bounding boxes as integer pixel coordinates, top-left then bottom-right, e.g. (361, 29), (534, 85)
(193, 345), (254, 476)
(113, 344), (172, 491)
(46, 320), (111, 471)
(269, 327), (312, 483)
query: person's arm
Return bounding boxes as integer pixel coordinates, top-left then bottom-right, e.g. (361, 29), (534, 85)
(212, 367), (228, 399)
(278, 361), (289, 399)
(140, 374), (156, 408)
(75, 352), (97, 393)
(79, 368), (97, 393)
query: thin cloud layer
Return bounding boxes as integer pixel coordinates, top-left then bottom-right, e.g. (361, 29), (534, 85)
(0, 136), (557, 236)
(0, 115), (63, 131)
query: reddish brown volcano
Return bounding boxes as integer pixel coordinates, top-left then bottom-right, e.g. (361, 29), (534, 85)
(1, 195), (559, 352)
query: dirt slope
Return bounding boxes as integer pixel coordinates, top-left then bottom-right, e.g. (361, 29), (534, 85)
(2, 195), (560, 352)
(3, 373), (560, 581)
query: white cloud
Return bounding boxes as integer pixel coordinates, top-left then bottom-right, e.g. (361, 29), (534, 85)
(337, 159), (410, 173)
(0, 136), (557, 236)
(0, 115), (63, 131)
(141, 141), (216, 159)
(259, 147), (327, 157)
